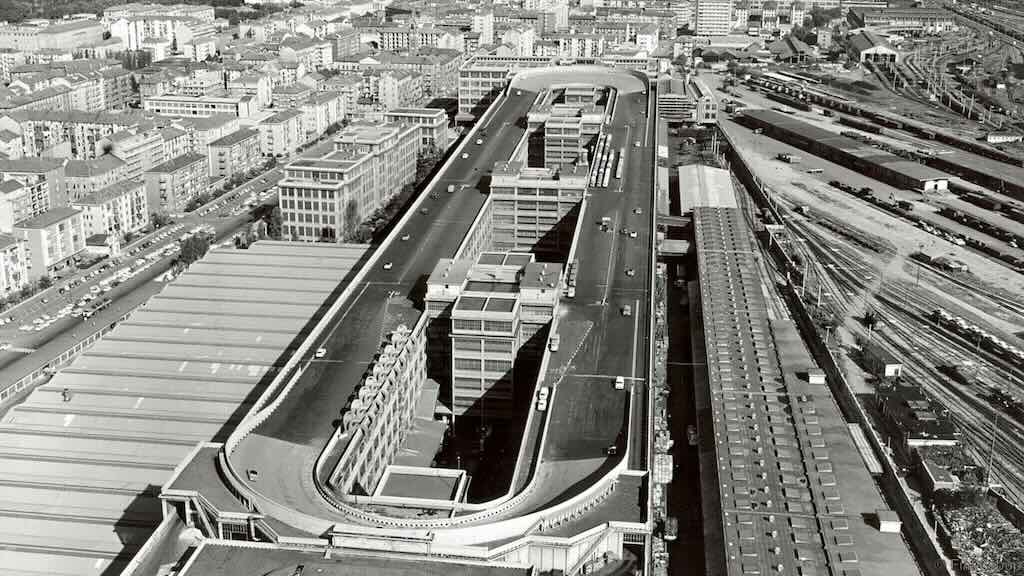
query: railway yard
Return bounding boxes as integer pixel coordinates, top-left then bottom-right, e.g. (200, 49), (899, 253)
(706, 49), (1024, 571)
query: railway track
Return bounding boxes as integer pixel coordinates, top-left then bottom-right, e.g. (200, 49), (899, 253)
(768, 198), (1024, 505)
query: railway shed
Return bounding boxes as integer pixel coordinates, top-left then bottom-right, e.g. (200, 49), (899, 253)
(738, 109), (950, 192)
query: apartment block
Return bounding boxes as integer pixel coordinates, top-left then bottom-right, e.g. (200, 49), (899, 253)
(0, 157), (65, 216)
(425, 252), (560, 418)
(13, 207), (85, 280)
(65, 155), (128, 202)
(299, 91), (344, 141)
(142, 93), (259, 118)
(208, 128), (260, 179)
(384, 107), (450, 151)
(259, 109), (305, 157)
(174, 114), (240, 156)
(100, 128), (166, 181)
(490, 161), (587, 258)
(0, 234), (28, 298)
(0, 109), (145, 160)
(71, 179), (148, 242)
(143, 152), (208, 214)
(278, 122), (419, 242)
(0, 179), (33, 234)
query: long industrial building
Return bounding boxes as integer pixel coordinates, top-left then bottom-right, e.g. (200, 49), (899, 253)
(0, 241), (369, 575)
(687, 175), (919, 575)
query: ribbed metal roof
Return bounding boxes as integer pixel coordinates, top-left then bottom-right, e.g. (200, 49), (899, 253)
(0, 240), (369, 575)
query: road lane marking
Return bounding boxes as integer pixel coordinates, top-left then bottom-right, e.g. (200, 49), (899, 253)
(601, 213), (621, 306)
(631, 297), (640, 380)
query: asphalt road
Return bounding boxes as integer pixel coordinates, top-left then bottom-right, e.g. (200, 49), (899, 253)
(230, 89), (540, 518)
(0, 167), (285, 395)
(512, 86), (656, 515)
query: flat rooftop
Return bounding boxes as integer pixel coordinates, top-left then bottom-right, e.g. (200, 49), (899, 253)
(694, 206), (918, 576)
(179, 543), (532, 576)
(0, 241), (369, 576)
(679, 165), (737, 211)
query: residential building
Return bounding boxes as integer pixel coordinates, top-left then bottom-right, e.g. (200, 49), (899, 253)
(104, 4), (216, 23)
(695, 0), (733, 36)
(299, 91), (345, 141)
(160, 126), (192, 160)
(378, 70), (424, 110)
(174, 114), (240, 156)
(0, 129), (23, 160)
(0, 157), (65, 215)
(71, 179), (148, 241)
(490, 161), (587, 258)
(277, 122), (419, 242)
(0, 179), (33, 233)
(143, 152), (207, 214)
(13, 207), (85, 280)
(227, 73), (273, 110)
(457, 55), (553, 120)
(271, 84), (314, 110)
(208, 128), (261, 179)
(142, 93), (259, 118)
(0, 109), (147, 160)
(425, 252), (560, 418)
(64, 155), (128, 202)
(259, 109), (305, 157)
(100, 128), (166, 180)
(330, 29), (362, 60)
(383, 107), (449, 151)
(280, 36), (334, 70)
(0, 234), (28, 299)
(472, 11), (495, 46)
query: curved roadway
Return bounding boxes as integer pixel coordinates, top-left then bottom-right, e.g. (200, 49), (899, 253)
(227, 69), (655, 538)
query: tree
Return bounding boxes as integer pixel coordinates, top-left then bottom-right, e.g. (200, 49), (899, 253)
(266, 206), (283, 240)
(179, 235), (211, 266)
(343, 200), (360, 238)
(808, 6), (841, 28)
(415, 144), (442, 183)
(37, 276), (52, 290)
(151, 212), (173, 228)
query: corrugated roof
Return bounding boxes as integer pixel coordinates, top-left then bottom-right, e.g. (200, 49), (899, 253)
(0, 240), (369, 575)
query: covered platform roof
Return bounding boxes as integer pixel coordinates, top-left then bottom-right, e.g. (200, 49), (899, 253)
(0, 241), (369, 576)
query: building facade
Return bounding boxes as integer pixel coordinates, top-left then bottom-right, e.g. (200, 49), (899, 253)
(71, 179), (148, 241)
(208, 128), (261, 179)
(13, 207), (85, 280)
(490, 161), (586, 258)
(143, 152), (208, 214)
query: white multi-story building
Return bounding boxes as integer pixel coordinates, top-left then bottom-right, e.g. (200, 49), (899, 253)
(383, 107), (450, 151)
(142, 94), (259, 118)
(143, 152), (208, 214)
(71, 179), (148, 242)
(472, 11), (495, 45)
(100, 128), (166, 181)
(65, 156), (128, 202)
(258, 109), (305, 158)
(278, 122), (419, 242)
(0, 234), (28, 299)
(13, 207), (86, 280)
(0, 20), (105, 52)
(696, 0), (734, 36)
(208, 128), (261, 179)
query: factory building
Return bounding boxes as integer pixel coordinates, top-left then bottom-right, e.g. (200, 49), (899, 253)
(425, 252), (560, 419)
(489, 160), (587, 259)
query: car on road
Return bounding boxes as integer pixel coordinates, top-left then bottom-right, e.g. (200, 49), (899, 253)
(633, 208), (643, 215)
(461, 152), (469, 159)
(606, 445), (618, 455)
(614, 376), (625, 390)
(625, 268), (635, 277)
(401, 234), (410, 241)
(622, 304), (632, 316)
(0, 342), (10, 351)
(315, 347), (327, 359)
(629, 230), (638, 238)
(19, 324), (32, 331)
(634, 141), (641, 147)
(90, 285), (101, 294)
(687, 425), (698, 446)
(475, 138), (483, 145)
(548, 334), (560, 352)
(536, 386), (550, 411)
(383, 262), (394, 270)
(420, 207), (429, 215)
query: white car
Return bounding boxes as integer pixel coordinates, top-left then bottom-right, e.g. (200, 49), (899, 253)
(614, 376), (626, 390)
(383, 262), (394, 270)
(19, 324), (32, 331)
(629, 231), (638, 238)
(461, 153), (469, 159)
(476, 138), (483, 145)
(0, 342), (10, 351)
(90, 285), (101, 294)
(315, 347), (327, 359)
(401, 234), (410, 241)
